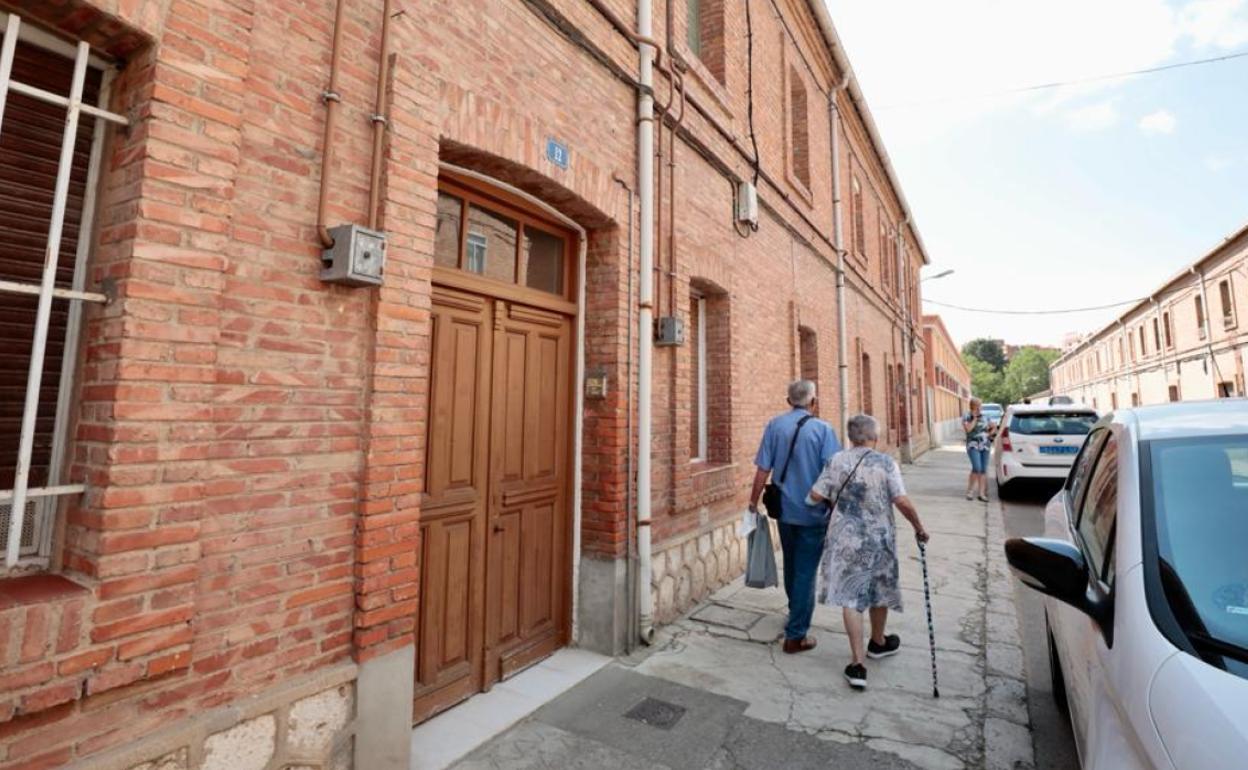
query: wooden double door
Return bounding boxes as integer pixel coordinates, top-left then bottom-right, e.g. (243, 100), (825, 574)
(414, 285), (573, 723)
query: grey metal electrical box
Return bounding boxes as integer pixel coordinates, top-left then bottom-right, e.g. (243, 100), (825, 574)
(655, 316), (685, 346)
(321, 224), (386, 287)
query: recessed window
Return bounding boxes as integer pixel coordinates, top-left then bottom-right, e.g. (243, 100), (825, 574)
(852, 177), (865, 257)
(686, 0), (725, 82)
(799, 326), (818, 406)
(690, 292), (707, 461)
(689, 285), (731, 463)
(1139, 325), (1147, 356)
(789, 66), (810, 190)
(1195, 295), (1206, 339)
(860, 350), (873, 415)
(1219, 279), (1236, 328)
(1163, 311), (1173, 348)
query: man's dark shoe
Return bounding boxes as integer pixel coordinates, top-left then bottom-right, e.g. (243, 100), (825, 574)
(844, 663), (867, 690)
(866, 634), (901, 660)
(782, 636), (817, 654)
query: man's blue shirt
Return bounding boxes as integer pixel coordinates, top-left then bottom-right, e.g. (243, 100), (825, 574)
(754, 408), (841, 527)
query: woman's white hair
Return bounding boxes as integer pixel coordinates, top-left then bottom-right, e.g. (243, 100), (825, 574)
(847, 414), (879, 445)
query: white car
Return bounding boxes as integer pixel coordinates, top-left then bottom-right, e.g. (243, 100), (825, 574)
(982, 402), (1005, 428)
(994, 404), (1099, 498)
(1005, 401), (1248, 769)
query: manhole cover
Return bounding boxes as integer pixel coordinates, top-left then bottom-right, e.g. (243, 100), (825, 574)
(624, 697), (687, 730)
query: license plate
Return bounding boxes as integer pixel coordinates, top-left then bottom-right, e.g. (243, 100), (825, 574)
(1039, 446), (1078, 455)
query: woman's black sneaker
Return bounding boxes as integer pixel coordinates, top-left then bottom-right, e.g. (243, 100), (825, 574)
(844, 663), (867, 690)
(867, 634), (901, 659)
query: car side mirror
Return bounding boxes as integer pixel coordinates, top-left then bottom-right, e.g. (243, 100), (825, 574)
(1004, 537), (1113, 643)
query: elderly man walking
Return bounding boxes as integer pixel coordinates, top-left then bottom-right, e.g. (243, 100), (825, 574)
(748, 380), (841, 653)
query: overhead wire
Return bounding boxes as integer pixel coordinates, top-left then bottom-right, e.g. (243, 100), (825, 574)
(880, 48), (1248, 110)
(923, 297), (1147, 315)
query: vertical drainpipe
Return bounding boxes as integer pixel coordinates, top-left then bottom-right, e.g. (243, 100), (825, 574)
(828, 77), (850, 439)
(897, 221), (913, 462)
(635, 0), (657, 645)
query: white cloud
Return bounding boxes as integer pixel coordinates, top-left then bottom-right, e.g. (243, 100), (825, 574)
(1139, 109), (1177, 134)
(1204, 155), (1235, 172)
(827, 0), (1248, 141)
(1065, 100), (1120, 131)
(1179, 0), (1248, 48)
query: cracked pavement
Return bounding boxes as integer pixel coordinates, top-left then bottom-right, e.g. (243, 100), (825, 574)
(452, 448), (1036, 770)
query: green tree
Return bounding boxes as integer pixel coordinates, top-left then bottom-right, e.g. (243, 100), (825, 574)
(962, 338), (1006, 372)
(1002, 347), (1059, 403)
(964, 353), (1007, 405)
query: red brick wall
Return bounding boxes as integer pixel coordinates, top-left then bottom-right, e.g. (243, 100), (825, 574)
(0, 0), (930, 764)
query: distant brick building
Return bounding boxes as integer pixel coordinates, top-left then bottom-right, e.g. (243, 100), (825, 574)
(922, 315), (971, 443)
(0, 0), (931, 767)
(1052, 224), (1248, 409)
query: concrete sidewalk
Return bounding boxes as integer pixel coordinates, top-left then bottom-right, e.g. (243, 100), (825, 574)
(452, 447), (1034, 770)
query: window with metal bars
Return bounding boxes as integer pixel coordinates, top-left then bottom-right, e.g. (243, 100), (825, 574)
(0, 12), (126, 569)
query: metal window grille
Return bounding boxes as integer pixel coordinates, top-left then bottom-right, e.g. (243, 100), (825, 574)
(0, 12), (127, 568)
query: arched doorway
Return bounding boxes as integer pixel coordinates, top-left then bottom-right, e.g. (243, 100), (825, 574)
(415, 170), (578, 722)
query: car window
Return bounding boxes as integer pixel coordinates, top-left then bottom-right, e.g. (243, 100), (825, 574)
(1078, 435), (1118, 584)
(1149, 436), (1248, 654)
(1068, 428), (1108, 507)
(1010, 412), (1097, 435)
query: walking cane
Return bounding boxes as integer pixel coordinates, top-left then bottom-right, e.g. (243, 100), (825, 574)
(918, 539), (940, 698)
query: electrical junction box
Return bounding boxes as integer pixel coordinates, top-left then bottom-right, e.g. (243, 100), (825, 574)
(736, 181), (758, 226)
(655, 316), (685, 347)
(321, 224), (386, 287)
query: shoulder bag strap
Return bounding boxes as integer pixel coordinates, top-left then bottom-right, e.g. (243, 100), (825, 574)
(829, 451), (872, 513)
(776, 415), (813, 484)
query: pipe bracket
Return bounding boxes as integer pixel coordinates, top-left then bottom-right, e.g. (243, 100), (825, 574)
(321, 90), (342, 104)
(369, 113), (388, 125)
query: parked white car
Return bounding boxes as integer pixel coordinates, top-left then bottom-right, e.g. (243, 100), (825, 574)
(1005, 401), (1248, 769)
(993, 404), (1099, 498)
(982, 402), (1004, 428)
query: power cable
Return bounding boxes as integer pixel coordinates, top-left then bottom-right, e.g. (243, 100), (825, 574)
(880, 48), (1248, 110)
(923, 296), (1146, 315)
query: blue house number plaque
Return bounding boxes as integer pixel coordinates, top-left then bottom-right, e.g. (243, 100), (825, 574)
(546, 138), (569, 170)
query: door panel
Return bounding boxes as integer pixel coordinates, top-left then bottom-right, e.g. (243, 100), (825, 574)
(416, 289), (572, 721)
(414, 288), (492, 723)
(485, 302), (570, 683)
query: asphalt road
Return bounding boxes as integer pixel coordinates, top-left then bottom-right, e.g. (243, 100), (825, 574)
(997, 479), (1082, 770)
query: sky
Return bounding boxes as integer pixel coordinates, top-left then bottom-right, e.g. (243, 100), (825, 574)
(825, 0), (1248, 350)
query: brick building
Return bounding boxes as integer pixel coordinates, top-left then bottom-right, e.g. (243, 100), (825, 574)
(0, 0), (931, 767)
(1052, 223), (1248, 409)
(922, 315), (970, 444)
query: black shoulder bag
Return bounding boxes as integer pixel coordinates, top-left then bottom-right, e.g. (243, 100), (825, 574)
(761, 416), (813, 520)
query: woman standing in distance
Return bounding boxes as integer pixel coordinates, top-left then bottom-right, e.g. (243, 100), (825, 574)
(962, 397), (992, 502)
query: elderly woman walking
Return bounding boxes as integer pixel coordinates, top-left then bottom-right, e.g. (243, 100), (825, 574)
(807, 415), (929, 690)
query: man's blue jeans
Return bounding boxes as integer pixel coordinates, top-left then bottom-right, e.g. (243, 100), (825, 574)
(778, 520), (827, 641)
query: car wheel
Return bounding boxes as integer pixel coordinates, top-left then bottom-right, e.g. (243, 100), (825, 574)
(996, 478), (1012, 501)
(1046, 615), (1070, 715)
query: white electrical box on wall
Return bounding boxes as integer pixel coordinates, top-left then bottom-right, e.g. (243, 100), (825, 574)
(736, 181), (758, 226)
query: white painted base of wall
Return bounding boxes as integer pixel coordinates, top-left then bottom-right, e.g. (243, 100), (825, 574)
(408, 648), (610, 770)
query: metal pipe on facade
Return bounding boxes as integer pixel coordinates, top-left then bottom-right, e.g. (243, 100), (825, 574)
(316, 0), (349, 248)
(613, 175), (637, 649)
(366, 0), (394, 229)
(898, 220), (914, 461)
(828, 77), (850, 438)
(635, 0), (657, 646)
